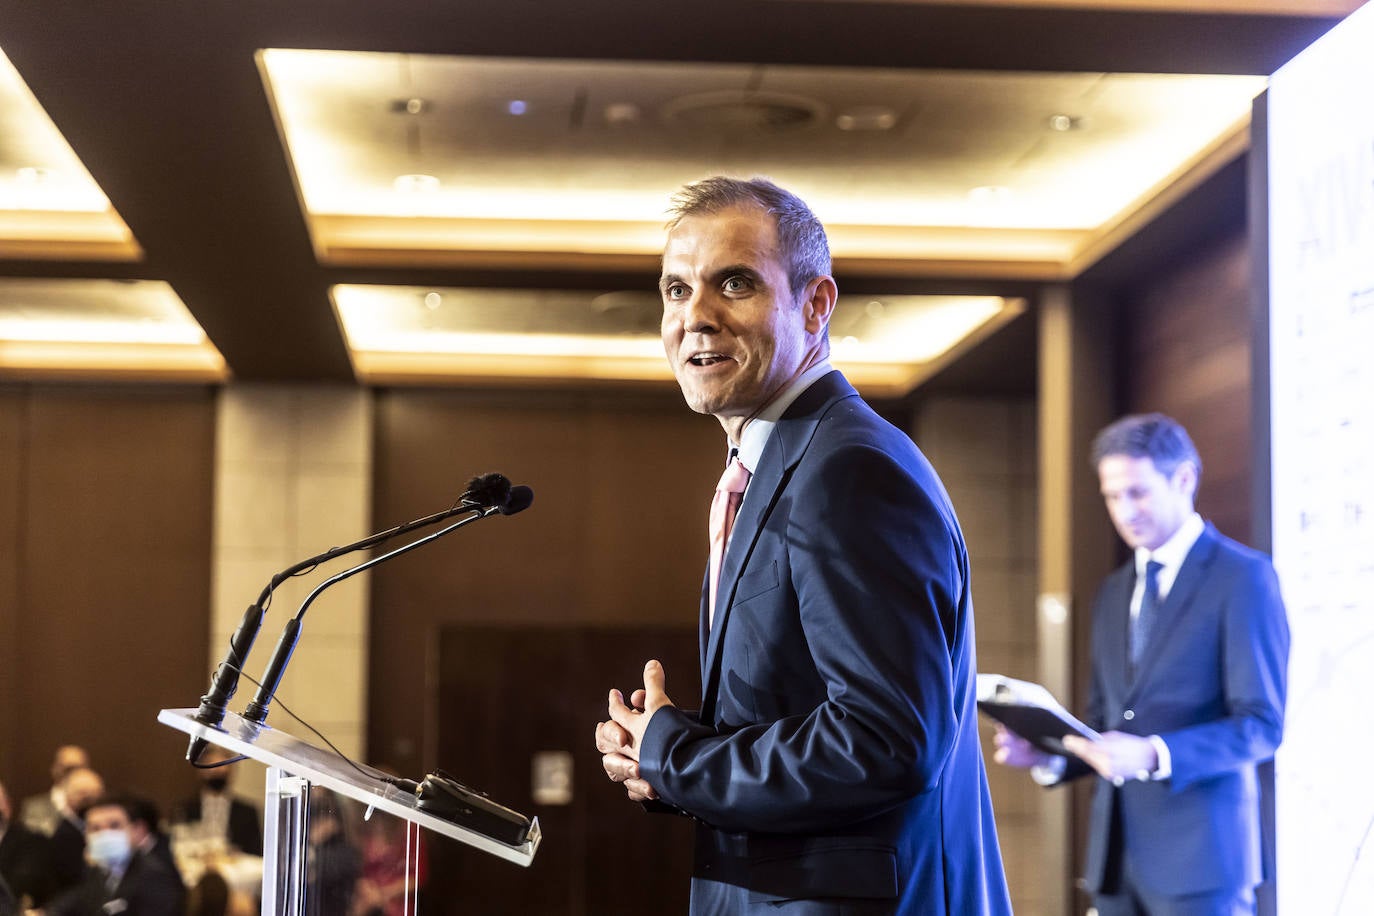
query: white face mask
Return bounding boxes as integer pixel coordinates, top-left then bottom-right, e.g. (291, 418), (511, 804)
(87, 828), (132, 871)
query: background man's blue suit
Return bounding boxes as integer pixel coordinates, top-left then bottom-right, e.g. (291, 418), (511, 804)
(1074, 523), (1289, 898)
(639, 371), (1011, 914)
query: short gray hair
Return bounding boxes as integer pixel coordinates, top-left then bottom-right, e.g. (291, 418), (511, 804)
(667, 176), (831, 301)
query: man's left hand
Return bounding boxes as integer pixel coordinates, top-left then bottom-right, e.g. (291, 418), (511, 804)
(1061, 731), (1159, 785)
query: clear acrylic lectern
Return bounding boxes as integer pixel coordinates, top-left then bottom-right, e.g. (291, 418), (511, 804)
(159, 708), (541, 915)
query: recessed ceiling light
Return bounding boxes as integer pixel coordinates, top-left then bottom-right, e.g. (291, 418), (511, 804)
(15, 166), (55, 185)
(393, 174), (440, 194)
(968, 185), (1013, 202)
(835, 106), (897, 131)
(1047, 113), (1085, 132)
(507, 99), (528, 116)
(389, 97), (430, 115)
(603, 102), (641, 125)
(423, 291), (442, 310)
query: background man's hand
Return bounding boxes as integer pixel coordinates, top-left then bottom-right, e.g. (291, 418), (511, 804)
(1061, 731), (1159, 784)
(992, 724), (1055, 769)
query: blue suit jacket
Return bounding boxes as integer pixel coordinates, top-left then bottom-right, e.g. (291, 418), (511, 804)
(640, 371), (1011, 914)
(1074, 523), (1289, 897)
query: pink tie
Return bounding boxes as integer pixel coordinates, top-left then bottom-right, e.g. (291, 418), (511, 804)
(708, 455), (751, 626)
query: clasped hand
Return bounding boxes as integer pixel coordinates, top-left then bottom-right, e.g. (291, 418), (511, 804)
(1061, 731), (1158, 784)
(994, 725), (1159, 785)
(594, 659), (674, 803)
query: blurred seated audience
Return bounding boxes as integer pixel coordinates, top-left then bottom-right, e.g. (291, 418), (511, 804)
(307, 788), (360, 916)
(1, 873), (16, 916)
(0, 779), (57, 909)
(174, 746), (262, 856)
(186, 869), (256, 916)
(40, 794), (184, 916)
(124, 795), (180, 884)
(353, 807), (427, 916)
(18, 749), (88, 839)
(47, 770), (103, 894)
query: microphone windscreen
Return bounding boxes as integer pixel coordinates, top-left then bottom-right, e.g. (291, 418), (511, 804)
(461, 473), (512, 508)
(501, 485), (534, 515)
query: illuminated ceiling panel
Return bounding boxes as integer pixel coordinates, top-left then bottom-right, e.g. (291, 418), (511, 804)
(0, 47), (139, 261)
(262, 50), (1265, 277)
(332, 284), (1021, 396)
(0, 279), (227, 381)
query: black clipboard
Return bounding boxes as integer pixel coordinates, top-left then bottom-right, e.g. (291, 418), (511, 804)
(976, 673), (1099, 757)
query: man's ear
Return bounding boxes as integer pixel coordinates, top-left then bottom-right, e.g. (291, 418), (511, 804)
(1172, 460), (1199, 499)
(801, 276), (838, 335)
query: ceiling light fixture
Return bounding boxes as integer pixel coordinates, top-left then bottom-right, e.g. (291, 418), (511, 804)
(661, 90), (823, 131)
(389, 97), (430, 115)
(603, 102), (641, 125)
(1047, 113), (1085, 132)
(507, 99), (527, 116)
(393, 173), (440, 194)
(14, 166), (55, 185)
(835, 106), (897, 131)
(967, 185), (1013, 202)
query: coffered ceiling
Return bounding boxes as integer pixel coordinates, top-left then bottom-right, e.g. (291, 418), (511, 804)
(0, 1), (1358, 394)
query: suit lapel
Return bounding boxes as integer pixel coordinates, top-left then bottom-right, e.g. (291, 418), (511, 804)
(1100, 565), (1134, 693)
(698, 370), (855, 718)
(1126, 523), (1220, 697)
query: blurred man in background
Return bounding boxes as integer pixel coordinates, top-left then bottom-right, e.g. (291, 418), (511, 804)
(0, 779), (56, 909)
(173, 745), (262, 857)
(47, 769), (102, 893)
(18, 748), (88, 839)
(995, 413), (1289, 916)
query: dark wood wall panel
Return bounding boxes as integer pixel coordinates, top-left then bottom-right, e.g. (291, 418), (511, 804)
(1121, 230), (1254, 543)
(428, 625), (698, 915)
(0, 386), (214, 806)
(0, 390), (25, 782)
(367, 388), (722, 774)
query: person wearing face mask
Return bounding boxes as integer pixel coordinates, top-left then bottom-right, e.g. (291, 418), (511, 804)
(172, 745), (262, 857)
(40, 796), (184, 916)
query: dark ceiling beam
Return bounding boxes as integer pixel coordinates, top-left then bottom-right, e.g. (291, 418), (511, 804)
(1, 6), (352, 381)
(239, 0), (1341, 76)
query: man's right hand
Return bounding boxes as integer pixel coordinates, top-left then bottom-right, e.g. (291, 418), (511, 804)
(992, 724), (1055, 769)
(595, 686), (659, 802)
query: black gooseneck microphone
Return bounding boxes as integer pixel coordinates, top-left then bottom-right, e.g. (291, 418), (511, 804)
(240, 484), (533, 729)
(186, 473), (516, 764)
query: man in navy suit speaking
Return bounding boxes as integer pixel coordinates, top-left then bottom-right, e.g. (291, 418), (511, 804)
(995, 414), (1289, 915)
(594, 176), (1011, 914)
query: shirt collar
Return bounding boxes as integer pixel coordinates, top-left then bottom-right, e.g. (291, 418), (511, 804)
(1135, 511), (1204, 575)
(731, 361), (833, 472)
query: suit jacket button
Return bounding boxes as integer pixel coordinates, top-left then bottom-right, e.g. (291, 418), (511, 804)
(1123, 709), (1135, 720)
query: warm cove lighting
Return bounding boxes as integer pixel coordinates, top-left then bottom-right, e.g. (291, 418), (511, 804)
(331, 283), (1021, 395)
(0, 49), (110, 212)
(0, 46), (138, 258)
(0, 279), (227, 380)
(260, 47), (1264, 237)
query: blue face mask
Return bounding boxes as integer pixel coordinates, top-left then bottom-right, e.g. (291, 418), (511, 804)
(87, 828), (132, 871)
